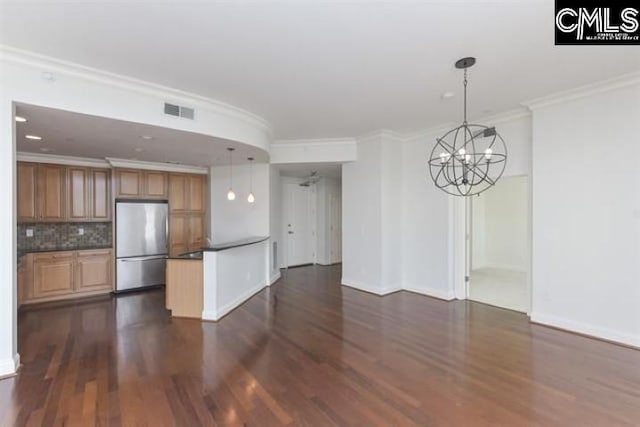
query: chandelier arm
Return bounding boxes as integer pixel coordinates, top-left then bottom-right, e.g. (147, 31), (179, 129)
(450, 126), (463, 186)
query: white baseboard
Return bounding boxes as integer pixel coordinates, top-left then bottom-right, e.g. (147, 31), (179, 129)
(530, 311), (640, 348)
(0, 353), (20, 377)
(341, 277), (401, 296)
(269, 271), (281, 286)
(203, 281), (267, 321)
(403, 283), (456, 301)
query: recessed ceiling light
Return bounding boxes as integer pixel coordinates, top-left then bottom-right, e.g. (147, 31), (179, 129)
(25, 135), (43, 141)
(15, 116), (27, 123)
(141, 135), (153, 140)
(134, 148), (144, 153)
(441, 91), (455, 100)
(40, 147), (52, 152)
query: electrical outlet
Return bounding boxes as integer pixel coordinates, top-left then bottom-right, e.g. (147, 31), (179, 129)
(78, 227), (84, 236)
(26, 228), (33, 237)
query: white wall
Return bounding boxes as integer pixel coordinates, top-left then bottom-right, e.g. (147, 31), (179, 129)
(472, 175), (528, 271)
(209, 164), (270, 243)
(270, 138), (357, 164)
(0, 47), (272, 376)
(530, 83), (640, 347)
(342, 133), (403, 294)
(401, 128), (453, 300)
(202, 240), (270, 321)
(315, 176), (341, 265)
(342, 135), (384, 292)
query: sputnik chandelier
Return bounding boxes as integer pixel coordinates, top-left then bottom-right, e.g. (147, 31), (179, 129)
(429, 57), (507, 196)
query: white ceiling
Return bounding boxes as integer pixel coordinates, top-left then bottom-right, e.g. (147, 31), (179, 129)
(277, 163), (342, 180)
(15, 103), (269, 167)
(2, 1), (639, 140)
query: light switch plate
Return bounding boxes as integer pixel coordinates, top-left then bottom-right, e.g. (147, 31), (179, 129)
(26, 229), (33, 237)
(78, 227), (84, 236)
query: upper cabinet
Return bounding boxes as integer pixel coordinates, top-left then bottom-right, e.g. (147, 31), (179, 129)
(114, 169), (168, 200)
(68, 167), (90, 220)
(17, 162), (111, 223)
(169, 173), (205, 213)
(91, 169), (111, 220)
(145, 171), (168, 198)
(115, 169), (143, 198)
(38, 164), (67, 221)
(17, 163), (37, 222)
(188, 175), (204, 213)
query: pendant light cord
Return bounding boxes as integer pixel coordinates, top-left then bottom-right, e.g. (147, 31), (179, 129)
(463, 68), (468, 125)
(229, 150), (233, 188)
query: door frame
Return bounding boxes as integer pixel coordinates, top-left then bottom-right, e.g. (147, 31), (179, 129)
(452, 174), (533, 315)
(281, 179), (315, 268)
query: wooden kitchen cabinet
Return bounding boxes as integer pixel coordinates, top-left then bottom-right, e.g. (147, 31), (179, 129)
(115, 169), (143, 198)
(91, 169), (111, 220)
(18, 162), (111, 222)
(169, 214), (188, 256)
(33, 251), (75, 299)
(76, 250), (112, 293)
(19, 249), (113, 306)
(67, 167), (90, 220)
(115, 169), (169, 199)
(145, 171), (168, 198)
(17, 162), (37, 222)
(187, 215), (204, 251)
(187, 175), (204, 213)
(169, 174), (188, 212)
(38, 164), (67, 221)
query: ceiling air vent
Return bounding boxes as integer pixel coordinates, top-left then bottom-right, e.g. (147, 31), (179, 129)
(164, 102), (195, 120)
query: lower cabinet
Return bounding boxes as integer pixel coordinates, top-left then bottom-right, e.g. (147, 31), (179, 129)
(76, 250), (113, 293)
(19, 249), (113, 305)
(33, 252), (75, 299)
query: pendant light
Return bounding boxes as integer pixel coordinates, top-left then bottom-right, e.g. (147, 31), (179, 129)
(428, 57), (507, 196)
(247, 157), (256, 203)
(226, 147), (236, 201)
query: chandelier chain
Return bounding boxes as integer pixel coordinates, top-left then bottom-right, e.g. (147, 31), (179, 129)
(463, 68), (468, 124)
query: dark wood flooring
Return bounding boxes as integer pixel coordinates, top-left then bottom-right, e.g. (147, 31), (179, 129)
(2, 264), (640, 426)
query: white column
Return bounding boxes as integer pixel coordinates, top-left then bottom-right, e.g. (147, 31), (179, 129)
(0, 100), (19, 375)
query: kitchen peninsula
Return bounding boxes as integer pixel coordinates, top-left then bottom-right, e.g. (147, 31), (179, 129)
(166, 236), (271, 321)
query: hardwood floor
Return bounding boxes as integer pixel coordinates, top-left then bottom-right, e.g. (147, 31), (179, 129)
(2, 264), (640, 426)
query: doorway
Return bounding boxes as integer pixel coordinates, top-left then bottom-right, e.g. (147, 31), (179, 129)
(468, 175), (529, 312)
(283, 182), (314, 267)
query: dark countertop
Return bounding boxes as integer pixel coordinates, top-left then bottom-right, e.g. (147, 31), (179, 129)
(170, 251), (203, 260)
(201, 236), (270, 252)
(168, 236), (270, 260)
(18, 245), (113, 260)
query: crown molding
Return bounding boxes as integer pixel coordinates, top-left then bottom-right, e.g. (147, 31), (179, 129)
(0, 45), (273, 135)
(471, 107), (531, 126)
(16, 152), (209, 174)
(400, 122), (457, 141)
(523, 70), (640, 110)
(17, 152), (110, 168)
(105, 158), (209, 174)
(272, 137), (356, 148)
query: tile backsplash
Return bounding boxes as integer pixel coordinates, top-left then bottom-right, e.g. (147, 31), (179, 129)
(17, 222), (112, 253)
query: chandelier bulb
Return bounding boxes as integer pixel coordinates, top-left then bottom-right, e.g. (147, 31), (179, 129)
(227, 188), (236, 201)
(484, 148), (493, 160)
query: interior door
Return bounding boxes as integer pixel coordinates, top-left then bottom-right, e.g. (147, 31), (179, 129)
(330, 192), (342, 263)
(285, 184), (312, 267)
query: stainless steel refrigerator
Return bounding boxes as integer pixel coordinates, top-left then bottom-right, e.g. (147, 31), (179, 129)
(115, 201), (168, 292)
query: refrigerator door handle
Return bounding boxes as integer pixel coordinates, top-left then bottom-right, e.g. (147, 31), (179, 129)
(118, 255), (168, 262)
